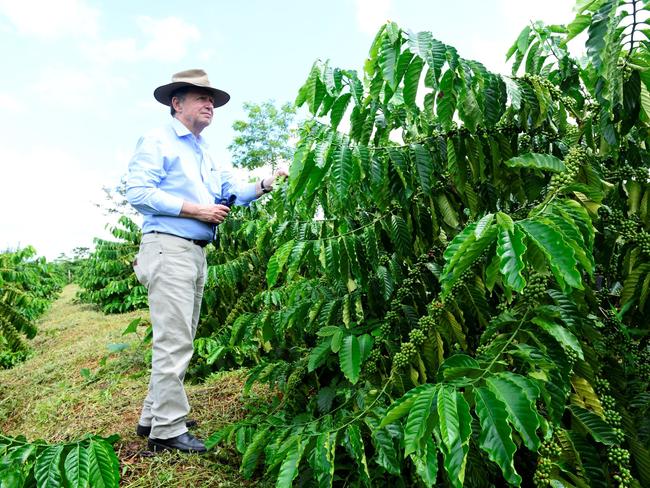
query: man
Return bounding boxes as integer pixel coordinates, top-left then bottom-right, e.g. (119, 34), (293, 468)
(126, 69), (286, 453)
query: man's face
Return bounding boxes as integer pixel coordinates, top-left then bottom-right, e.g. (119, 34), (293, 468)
(173, 89), (215, 134)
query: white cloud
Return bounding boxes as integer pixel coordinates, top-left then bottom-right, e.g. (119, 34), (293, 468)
(138, 16), (201, 62)
(497, 0), (575, 28)
(0, 93), (24, 113)
(84, 16), (201, 64)
(0, 0), (99, 39)
(356, 0), (391, 35)
(0, 146), (117, 260)
(29, 65), (128, 110)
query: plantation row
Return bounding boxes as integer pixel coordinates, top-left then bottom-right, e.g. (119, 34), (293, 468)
(3, 1), (650, 486)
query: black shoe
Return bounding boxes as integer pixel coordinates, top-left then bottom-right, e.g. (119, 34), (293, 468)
(147, 432), (207, 454)
(136, 419), (198, 437)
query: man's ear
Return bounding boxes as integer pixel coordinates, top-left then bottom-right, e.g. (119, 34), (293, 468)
(171, 96), (183, 113)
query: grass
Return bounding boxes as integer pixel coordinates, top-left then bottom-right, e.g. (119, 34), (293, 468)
(0, 284), (269, 487)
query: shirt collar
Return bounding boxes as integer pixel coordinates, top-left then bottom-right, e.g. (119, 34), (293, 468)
(170, 118), (209, 148)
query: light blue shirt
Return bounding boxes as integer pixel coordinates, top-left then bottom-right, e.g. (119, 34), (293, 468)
(126, 118), (257, 241)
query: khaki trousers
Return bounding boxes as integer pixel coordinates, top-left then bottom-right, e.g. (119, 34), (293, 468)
(133, 232), (207, 439)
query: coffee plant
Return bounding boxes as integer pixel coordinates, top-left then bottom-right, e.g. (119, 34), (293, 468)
(76, 215), (147, 314)
(198, 2), (650, 487)
(0, 434), (120, 488)
(0, 247), (64, 368)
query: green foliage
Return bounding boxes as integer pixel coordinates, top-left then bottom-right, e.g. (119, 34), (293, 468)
(0, 247), (64, 368)
(193, 4), (650, 487)
(228, 100), (297, 171)
(0, 434), (120, 488)
(76, 216), (147, 314)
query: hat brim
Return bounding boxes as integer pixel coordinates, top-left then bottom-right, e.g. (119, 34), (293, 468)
(153, 82), (230, 107)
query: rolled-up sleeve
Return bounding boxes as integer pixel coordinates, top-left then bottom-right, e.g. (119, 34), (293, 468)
(220, 166), (258, 206)
(126, 136), (184, 216)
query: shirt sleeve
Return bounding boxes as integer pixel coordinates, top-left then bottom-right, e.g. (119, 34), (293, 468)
(219, 165), (258, 206)
(125, 135), (184, 216)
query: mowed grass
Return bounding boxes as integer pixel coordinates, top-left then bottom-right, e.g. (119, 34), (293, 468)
(0, 285), (268, 487)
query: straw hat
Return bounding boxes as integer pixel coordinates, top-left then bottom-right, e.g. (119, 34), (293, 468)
(153, 69), (230, 107)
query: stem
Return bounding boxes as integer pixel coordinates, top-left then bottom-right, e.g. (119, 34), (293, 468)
(473, 310), (529, 385)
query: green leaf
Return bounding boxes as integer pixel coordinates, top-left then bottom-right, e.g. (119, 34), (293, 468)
(586, 0), (617, 71)
(330, 93), (351, 130)
(381, 384), (438, 427)
(365, 416), (400, 475)
(345, 424), (370, 480)
(504, 152), (566, 172)
(317, 326), (342, 337)
(403, 56), (424, 108)
(545, 210), (594, 274)
(276, 436), (306, 488)
(486, 373), (542, 451)
(358, 334), (374, 364)
(437, 384), (471, 488)
(87, 439), (118, 488)
(331, 141), (353, 199)
(308, 338), (332, 372)
(569, 405), (617, 445)
(64, 444), (90, 488)
(437, 69), (457, 131)
(309, 431), (337, 488)
(436, 194), (460, 229)
(241, 427), (270, 479)
(379, 33), (400, 89)
(404, 383), (438, 456)
(474, 213), (495, 238)
(411, 143), (433, 193)
(518, 220), (583, 290)
(121, 317), (141, 336)
(390, 215), (411, 257)
(266, 240), (295, 287)
(496, 217), (527, 293)
(411, 437), (438, 487)
(555, 199), (594, 253)
(340, 335), (361, 384)
(35, 445), (64, 488)
(531, 317), (584, 360)
(441, 225), (497, 297)
(473, 387), (521, 486)
(562, 14), (591, 46)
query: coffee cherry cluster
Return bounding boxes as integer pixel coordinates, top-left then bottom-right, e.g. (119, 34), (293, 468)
(409, 328), (425, 346)
(418, 315), (436, 334)
(392, 351), (409, 369)
(446, 269), (474, 302)
(634, 231), (650, 257)
(539, 437), (562, 459)
(593, 376), (636, 487)
(523, 273), (548, 304)
(608, 447), (630, 464)
(619, 219), (638, 240)
(400, 341), (417, 359)
(533, 456), (555, 486)
(548, 146), (587, 193)
(565, 347), (579, 367)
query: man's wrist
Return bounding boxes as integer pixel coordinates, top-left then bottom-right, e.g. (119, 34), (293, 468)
(260, 178), (272, 193)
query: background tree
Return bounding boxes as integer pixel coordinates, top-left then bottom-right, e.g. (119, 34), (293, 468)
(228, 100), (297, 171)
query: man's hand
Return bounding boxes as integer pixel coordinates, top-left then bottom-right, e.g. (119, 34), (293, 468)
(180, 202), (231, 224)
(260, 168), (289, 194)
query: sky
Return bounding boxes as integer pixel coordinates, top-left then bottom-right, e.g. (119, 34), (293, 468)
(0, 0), (580, 261)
